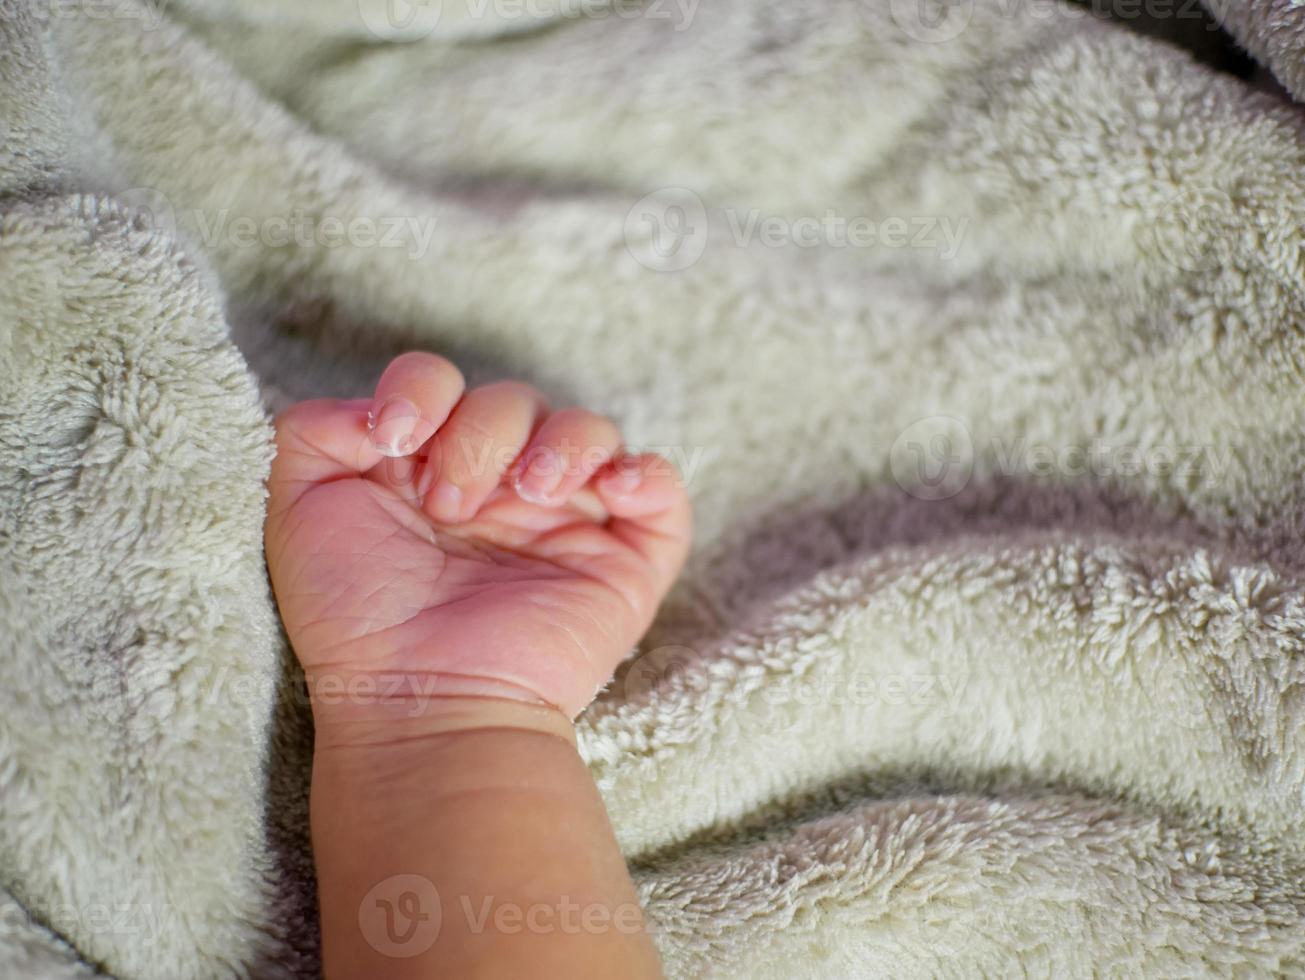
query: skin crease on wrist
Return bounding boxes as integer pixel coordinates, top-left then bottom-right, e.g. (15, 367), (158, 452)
(265, 352), (688, 979)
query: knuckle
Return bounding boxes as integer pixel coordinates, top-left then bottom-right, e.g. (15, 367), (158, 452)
(552, 407), (620, 442)
(547, 406), (591, 427)
(439, 422), (498, 482)
(449, 416), (499, 446)
(430, 359), (465, 394)
(477, 379), (543, 407)
(393, 351), (464, 392)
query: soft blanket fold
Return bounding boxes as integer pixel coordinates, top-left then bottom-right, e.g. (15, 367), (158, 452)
(2, 0), (1305, 975)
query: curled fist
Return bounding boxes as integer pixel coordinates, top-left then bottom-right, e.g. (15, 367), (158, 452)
(264, 352), (691, 723)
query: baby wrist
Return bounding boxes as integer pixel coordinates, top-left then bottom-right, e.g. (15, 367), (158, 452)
(303, 667), (575, 752)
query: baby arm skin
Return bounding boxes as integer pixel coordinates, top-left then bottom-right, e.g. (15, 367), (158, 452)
(264, 353), (690, 979)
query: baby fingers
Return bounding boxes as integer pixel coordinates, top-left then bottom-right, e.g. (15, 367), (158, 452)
(368, 351), (465, 458)
(510, 408), (622, 507)
(419, 381), (549, 523)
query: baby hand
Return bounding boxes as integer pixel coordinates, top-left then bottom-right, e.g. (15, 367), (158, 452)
(264, 352), (691, 726)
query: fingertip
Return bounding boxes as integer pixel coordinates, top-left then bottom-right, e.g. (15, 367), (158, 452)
(369, 351), (466, 457)
(511, 446), (568, 506)
(369, 396), (437, 458)
(595, 453), (686, 516)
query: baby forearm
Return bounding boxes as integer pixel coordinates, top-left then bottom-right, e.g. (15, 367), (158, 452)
(310, 697), (662, 980)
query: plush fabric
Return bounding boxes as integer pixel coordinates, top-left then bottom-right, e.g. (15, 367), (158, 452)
(2, 0), (1305, 975)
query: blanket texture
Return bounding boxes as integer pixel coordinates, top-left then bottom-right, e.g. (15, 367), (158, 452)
(3, 0), (1305, 975)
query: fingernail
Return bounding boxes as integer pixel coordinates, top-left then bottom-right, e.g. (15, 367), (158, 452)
(368, 397), (431, 457)
(600, 466), (642, 495)
(430, 482), (463, 523)
(513, 447), (566, 504)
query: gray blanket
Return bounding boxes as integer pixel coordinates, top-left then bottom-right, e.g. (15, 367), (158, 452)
(3, 0), (1305, 975)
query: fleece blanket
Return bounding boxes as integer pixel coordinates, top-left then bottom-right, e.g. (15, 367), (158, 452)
(4, 0), (1305, 975)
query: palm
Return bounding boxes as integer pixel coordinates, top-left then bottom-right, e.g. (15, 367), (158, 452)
(271, 474), (648, 713)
